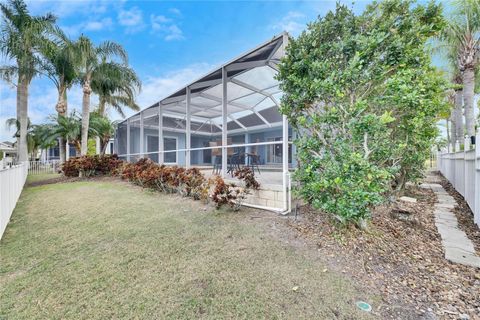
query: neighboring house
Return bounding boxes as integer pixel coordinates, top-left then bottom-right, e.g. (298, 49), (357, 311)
(106, 139), (114, 155)
(0, 141), (17, 167)
(41, 139), (114, 161)
(41, 141), (78, 161)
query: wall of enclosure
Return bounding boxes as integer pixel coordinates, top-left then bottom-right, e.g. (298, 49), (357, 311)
(115, 122), (296, 168)
(0, 162), (28, 240)
(437, 133), (480, 226)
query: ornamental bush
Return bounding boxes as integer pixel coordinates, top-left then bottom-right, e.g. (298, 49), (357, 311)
(277, 0), (448, 226)
(62, 154), (123, 177)
(62, 155), (256, 211)
(120, 158), (250, 209)
(233, 167), (260, 190)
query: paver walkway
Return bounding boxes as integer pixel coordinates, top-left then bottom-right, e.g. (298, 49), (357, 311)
(421, 174), (480, 268)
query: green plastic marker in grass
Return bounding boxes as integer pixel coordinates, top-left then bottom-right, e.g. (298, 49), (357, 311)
(356, 301), (372, 312)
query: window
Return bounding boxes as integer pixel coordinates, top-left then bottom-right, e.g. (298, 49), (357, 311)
(266, 137), (292, 164)
(164, 137), (177, 164)
(146, 135), (159, 163)
(203, 141), (212, 164)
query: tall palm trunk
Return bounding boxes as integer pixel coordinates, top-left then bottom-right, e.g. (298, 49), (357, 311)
(462, 67), (475, 141)
(96, 96), (106, 156)
(100, 138), (108, 155)
(454, 88), (464, 149)
(448, 115), (455, 151)
(81, 78), (91, 155)
(56, 83), (67, 162)
(98, 96), (106, 117)
(17, 74), (29, 162)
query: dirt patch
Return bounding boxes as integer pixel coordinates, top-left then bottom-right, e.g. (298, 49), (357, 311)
(437, 173), (480, 255)
(253, 181), (480, 319)
(25, 175), (72, 187)
(25, 175), (122, 188)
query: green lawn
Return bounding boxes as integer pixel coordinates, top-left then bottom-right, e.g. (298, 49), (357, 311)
(26, 173), (62, 184)
(0, 179), (372, 319)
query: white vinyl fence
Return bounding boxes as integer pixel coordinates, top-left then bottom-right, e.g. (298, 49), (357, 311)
(0, 162), (28, 240)
(437, 132), (480, 226)
(28, 160), (61, 175)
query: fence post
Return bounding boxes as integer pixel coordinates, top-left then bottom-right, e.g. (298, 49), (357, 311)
(465, 137), (470, 199)
(475, 129), (480, 226)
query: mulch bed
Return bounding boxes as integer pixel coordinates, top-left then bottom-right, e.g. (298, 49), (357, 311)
(437, 173), (480, 255)
(284, 177), (480, 319)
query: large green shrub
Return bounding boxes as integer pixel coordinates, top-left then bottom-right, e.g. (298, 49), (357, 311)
(277, 0), (448, 226)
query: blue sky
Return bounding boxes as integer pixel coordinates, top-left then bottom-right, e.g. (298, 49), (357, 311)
(0, 0), (378, 141)
(2, 0), (467, 142)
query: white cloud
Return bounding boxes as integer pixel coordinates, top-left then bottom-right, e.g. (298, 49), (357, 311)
(164, 25), (184, 41)
(150, 14), (185, 41)
(60, 17), (114, 37)
(0, 87), (17, 142)
(62, 17), (114, 37)
(1, 62), (215, 137)
(128, 63), (214, 118)
(0, 80), (98, 141)
(85, 17), (113, 31)
(169, 8), (182, 16)
(151, 14), (171, 27)
(25, 0), (119, 18)
(118, 6), (145, 34)
(271, 11), (306, 36)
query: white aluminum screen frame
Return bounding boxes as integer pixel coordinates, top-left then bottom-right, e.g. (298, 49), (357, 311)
(115, 32), (292, 213)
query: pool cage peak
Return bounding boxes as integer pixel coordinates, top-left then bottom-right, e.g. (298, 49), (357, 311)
(115, 32), (292, 212)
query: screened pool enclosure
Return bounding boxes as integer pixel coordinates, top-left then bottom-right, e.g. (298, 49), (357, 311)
(115, 32), (294, 212)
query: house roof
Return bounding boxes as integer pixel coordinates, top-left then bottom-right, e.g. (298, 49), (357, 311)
(121, 32), (288, 131)
(0, 141), (16, 152)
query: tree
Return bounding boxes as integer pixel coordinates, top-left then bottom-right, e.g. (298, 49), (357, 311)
(442, 0), (480, 140)
(46, 112), (101, 156)
(46, 112), (82, 154)
(5, 118), (55, 159)
(0, 0), (56, 162)
(29, 123), (57, 160)
(91, 60), (141, 118)
(73, 35), (127, 155)
(445, 89), (456, 150)
(277, 1), (447, 226)
(89, 113), (118, 155)
(39, 30), (77, 162)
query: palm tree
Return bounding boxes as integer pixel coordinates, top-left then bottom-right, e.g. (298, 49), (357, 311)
(5, 117), (54, 159)
(46, 112), (103, 156)
(89, 113), (118, 155)
(29, 123), (57, 160)
(91, 60), (141, 118)
(46, 112), (83, 154)
(451, 71), (464, 147)
(73, 35), (127, 155)
(444, 89), (456, 150)
(39, 31), (77, 162)
(0, 0), (56, 162)
(443, 0), (480, 141)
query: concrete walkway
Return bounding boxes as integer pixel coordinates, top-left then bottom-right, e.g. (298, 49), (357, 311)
(421, 174), (480, 268)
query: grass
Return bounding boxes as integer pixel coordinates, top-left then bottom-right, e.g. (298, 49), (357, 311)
(0, 178), (373, 319)
(26, 173), (62, 184)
